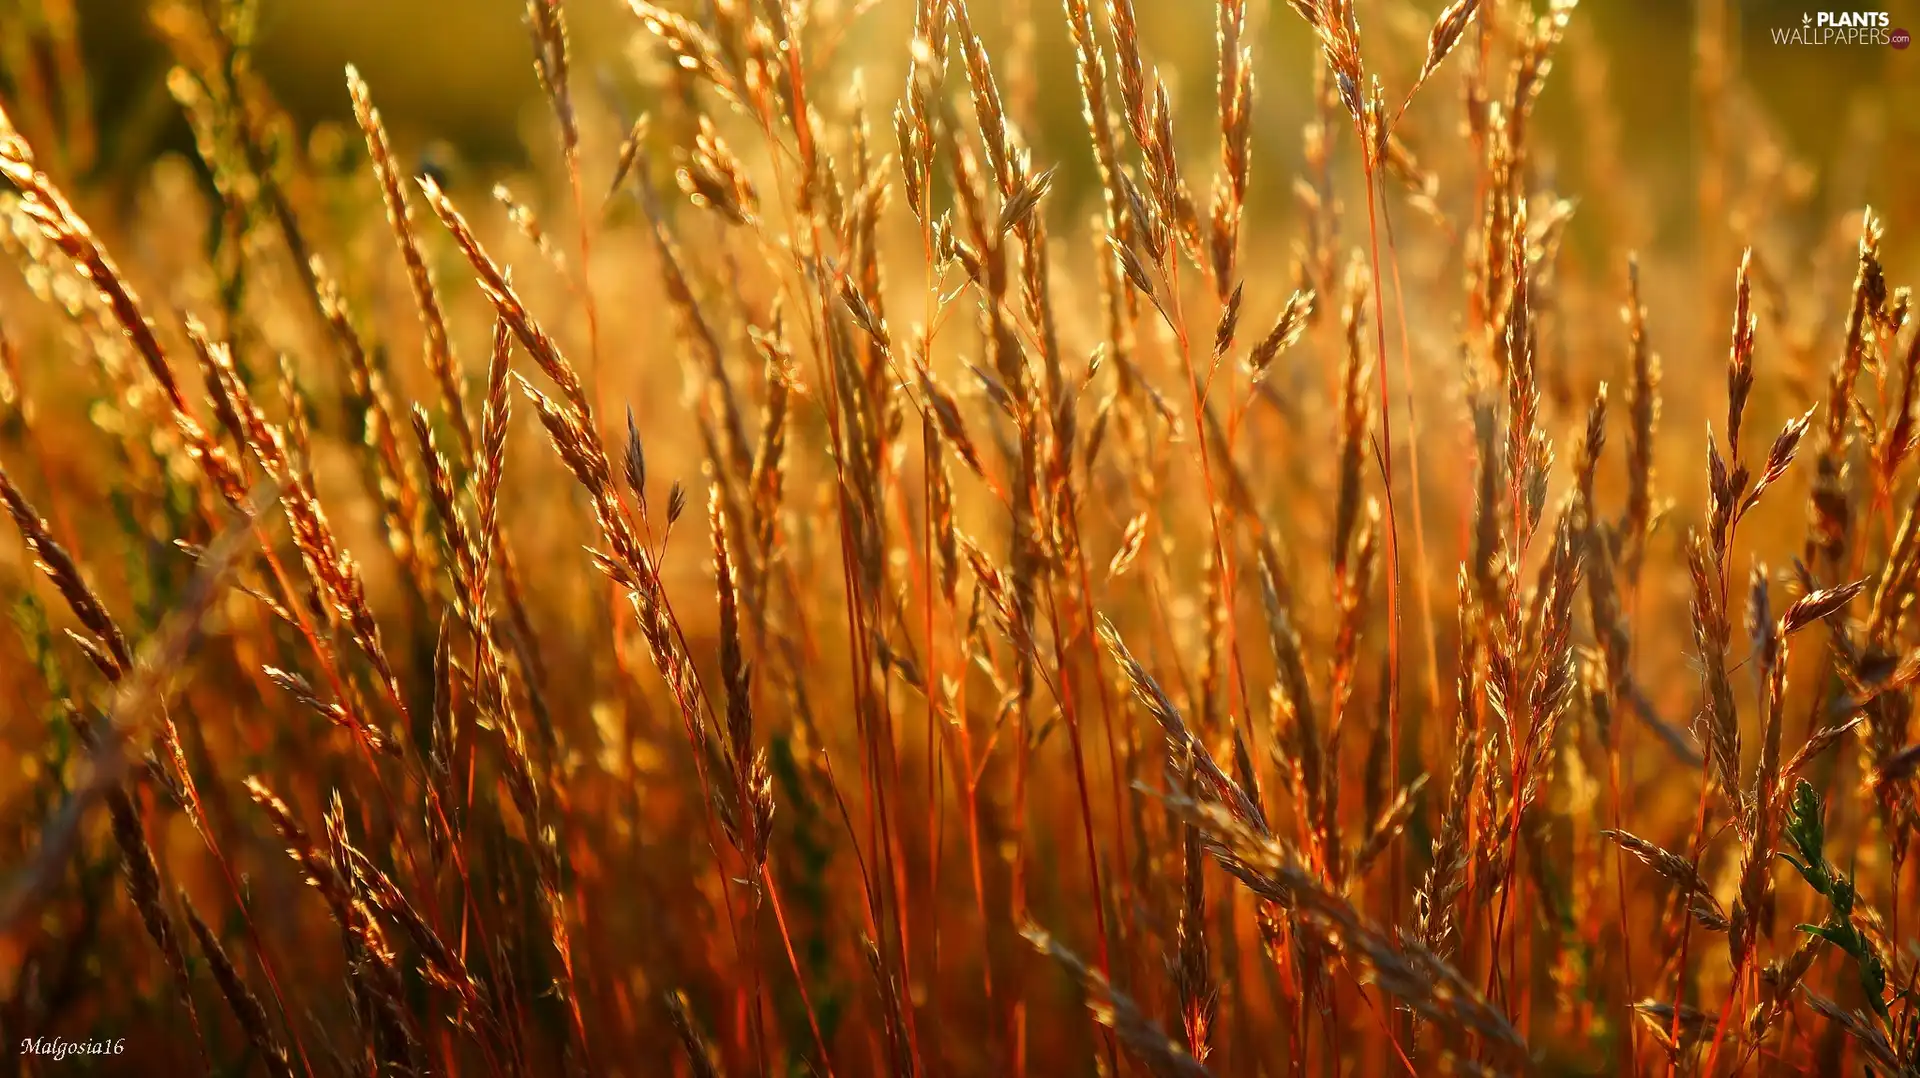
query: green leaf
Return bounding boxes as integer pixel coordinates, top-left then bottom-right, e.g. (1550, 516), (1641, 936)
(1800, 922), (1855, 952)
(1860, 952), (1887, 1009)
(1777, 851), (1822, 891)
(1784, 779), (1827, 866)
(1829, 871), (1856, 916)
(1780, 782), (1897, 1035)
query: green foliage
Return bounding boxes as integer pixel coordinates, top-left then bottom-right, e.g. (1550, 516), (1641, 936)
(1781, 779), (1892, 1031)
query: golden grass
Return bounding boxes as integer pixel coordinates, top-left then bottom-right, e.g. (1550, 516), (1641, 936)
(1, 0), (1918, 1074)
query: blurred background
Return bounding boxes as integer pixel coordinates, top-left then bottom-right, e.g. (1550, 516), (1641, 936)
(36, 0), (1920, 258)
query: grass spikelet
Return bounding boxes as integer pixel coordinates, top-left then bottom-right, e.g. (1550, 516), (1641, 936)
(420, 177), (592, 420)
(181, 895), (297, 1078)
(0, 463), (131, 677)
(347, 64), (473, 456)
(1618, 255), (1661, 583)
(1602, 828), (1730, 931)
(1024, 922), (1215, 1078)
(665, 990), (726, 1078)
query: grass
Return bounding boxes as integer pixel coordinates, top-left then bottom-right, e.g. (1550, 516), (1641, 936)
(0, 0), (1917, 1074)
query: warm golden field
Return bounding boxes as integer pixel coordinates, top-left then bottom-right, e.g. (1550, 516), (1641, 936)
(1, 0), (1919, 1075)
